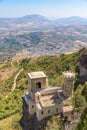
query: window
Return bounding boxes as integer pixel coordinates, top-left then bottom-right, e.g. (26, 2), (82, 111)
(56, 108), (58, 112)
(32, 105), (34, 108)
(48, 110), (50, 114)
(36, 82), (41, 89)
(41, 111), (44, 115)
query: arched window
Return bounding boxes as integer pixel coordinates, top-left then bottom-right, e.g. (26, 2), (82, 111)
(36, 82), (41, 89)
(41, 111), (44, 115)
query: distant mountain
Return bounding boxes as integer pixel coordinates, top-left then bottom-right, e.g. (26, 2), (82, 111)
(0, 14), (51, 30)
(0, 15), (87, 30)
(55, 16), (87, 25)
(18, 14), (50, 23)
(0, 15), (87, 61)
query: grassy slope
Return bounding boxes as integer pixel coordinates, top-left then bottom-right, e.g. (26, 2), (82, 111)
(0, 113), (22, 130)
(0, 50), (85, 130)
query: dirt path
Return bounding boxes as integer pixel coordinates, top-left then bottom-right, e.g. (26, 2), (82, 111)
(5, 68), (24, 98)
(11, 68), (24, 92)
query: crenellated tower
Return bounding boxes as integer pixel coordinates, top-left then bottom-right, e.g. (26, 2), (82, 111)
(23, 70), (75, 121)
(62, 71), (75, 97)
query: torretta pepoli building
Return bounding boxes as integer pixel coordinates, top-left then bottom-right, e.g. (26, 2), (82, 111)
(24, 71), (75, 121)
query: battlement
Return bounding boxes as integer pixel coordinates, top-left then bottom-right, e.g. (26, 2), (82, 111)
(62, 71), (75, 80)
(62, 71), (75, 97)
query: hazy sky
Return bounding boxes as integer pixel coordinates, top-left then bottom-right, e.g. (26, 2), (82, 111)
(0, 0), (87, 18)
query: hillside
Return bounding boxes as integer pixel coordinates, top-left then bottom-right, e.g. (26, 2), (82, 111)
(0, 14), (51, 29)
(0, 15), (87, 61)
(55, 16), (87, 25)
(0, 49), (87, 130)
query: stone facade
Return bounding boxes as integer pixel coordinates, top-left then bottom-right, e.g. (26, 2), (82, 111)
(62, 71), (75, 97)
(24, 71), (75, 121)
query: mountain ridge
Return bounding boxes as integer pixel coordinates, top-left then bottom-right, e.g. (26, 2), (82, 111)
(55, 16), (87, 24)
(1, 14), (87, 26)
(0, 14), (87, 61)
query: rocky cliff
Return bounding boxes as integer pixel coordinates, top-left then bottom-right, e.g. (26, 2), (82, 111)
(20, 97), (80, 130)
(20, 97), (57, 130)
(79, 49), (87, 69)
(79, 49), (87, 83)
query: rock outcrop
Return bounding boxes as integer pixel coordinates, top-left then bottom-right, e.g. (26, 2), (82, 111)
(79, 49), (87, 83)
(79, 49), (87, 69)
(20, 97), (80, 130)
(20, 97), (55, 130)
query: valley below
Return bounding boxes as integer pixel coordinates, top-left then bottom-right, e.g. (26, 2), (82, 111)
(0, 15), (87, 61)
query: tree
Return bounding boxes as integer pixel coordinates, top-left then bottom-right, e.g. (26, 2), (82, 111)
(82, 82), (87, 101)
(75, 63), (80, 73)
(73, 85), (86, 112)
(75, 107), (87, 130)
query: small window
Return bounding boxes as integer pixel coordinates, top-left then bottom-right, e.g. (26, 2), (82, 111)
(41, 111), (44, 115)
(48, 110), (50, 113)
(56, 108), (58, 112)
(32, 105), (34, 108)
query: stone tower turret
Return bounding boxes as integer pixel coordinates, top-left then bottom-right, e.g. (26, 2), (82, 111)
(62, 71), (75, 97)
(28, 71), (48, 100)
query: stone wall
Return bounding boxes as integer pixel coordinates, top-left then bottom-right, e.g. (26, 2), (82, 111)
(36, 103), (63, 121)
(20, 97), (59, 130)
(20, 97), (80, 130)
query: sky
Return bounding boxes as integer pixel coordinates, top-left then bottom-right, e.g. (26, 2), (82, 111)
(0, 0), (87, 19)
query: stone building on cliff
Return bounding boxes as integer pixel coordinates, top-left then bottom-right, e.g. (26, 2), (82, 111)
(23, 71), (75, 121)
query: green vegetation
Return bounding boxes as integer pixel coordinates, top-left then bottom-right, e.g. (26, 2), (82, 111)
(20, 52), (79, 87)
(0, 113), (22, 130)
(0, 49), (87, 130)
(75, 108), (87, 130)
(82, 82), (87, 102)
(73, 82), (87, 130)
(0, 59), (12, 69)
(46, 116), (61, 130)
(73, 84), (86, 112)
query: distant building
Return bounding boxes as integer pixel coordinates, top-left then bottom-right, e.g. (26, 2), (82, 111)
(24, 71), (75, 121)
